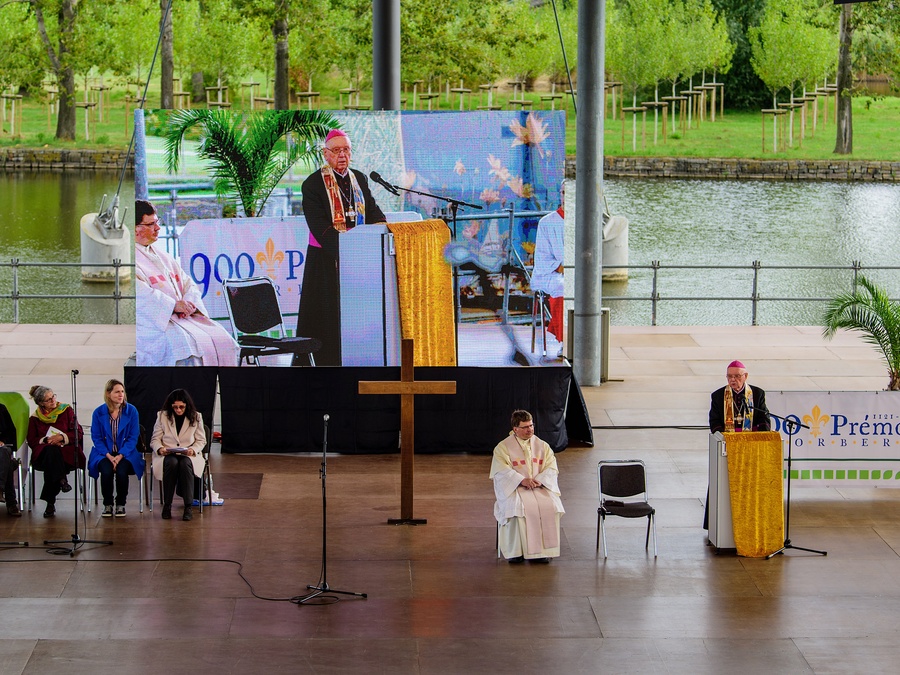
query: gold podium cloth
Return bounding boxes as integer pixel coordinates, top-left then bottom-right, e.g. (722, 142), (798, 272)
(387, 219), (456, 366)
(724, 431), (785, 557)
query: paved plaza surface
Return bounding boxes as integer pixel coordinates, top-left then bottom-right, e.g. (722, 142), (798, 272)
(0, 322), (898, 674)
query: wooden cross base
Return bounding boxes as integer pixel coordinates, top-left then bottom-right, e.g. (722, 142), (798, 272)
(359, 339), (456, 524)
(387, 517), (427, 526)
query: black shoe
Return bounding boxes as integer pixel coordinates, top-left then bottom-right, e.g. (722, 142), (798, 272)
(182, 506), (193, 521)
(102, 505), (113, 518)
(507, 556), (525, 564)
(59, 477), (72, 493)
(7, 503), (21, 517)
(161, 505), (172, 520)
(528, 557), (551, 564)
(43, 504), (56, 518)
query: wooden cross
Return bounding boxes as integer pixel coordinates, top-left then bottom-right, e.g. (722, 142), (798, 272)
(358, 338), (456, 524)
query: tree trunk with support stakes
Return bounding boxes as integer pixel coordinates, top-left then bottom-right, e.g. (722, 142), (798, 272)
(33, 0), (77, 141)
(273, 1), (289, 110)
(834, 4), (854, 155)
(159, 0), (174, 109)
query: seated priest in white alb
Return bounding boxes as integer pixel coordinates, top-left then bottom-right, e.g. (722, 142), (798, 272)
(134, 199), (240, 367)
(490, 409), (565, 564)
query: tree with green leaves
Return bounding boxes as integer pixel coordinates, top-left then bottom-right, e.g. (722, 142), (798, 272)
(163, 109), (339, 217)
(607, 0), (668, 149)
(823, 276), (900, 391)
(4, 0), (81, 140)
(0, 2), (44, 99)
(710, 0), (768, 109)
(286, 0), (333, 95)
(690, 0), (735, 84)
(96, 0), (158, 87)
(748, 0), (800, 108)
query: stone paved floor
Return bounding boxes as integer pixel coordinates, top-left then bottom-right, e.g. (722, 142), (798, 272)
(0, 323), (897, 674)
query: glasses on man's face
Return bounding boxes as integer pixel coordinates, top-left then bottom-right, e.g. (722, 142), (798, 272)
(325, 146), (352, 156)
(138, 217), (160, 228)
(517, 423), (535, 430)
(726, 374), (745, 380)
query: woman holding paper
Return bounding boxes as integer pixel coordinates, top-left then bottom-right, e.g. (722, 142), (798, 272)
(88, 379), (143, 518)
(26, 384), (85, 518)
(150, 389), (206, 521)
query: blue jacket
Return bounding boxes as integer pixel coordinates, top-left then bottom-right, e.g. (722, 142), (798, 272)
(88, 403), (144, 479)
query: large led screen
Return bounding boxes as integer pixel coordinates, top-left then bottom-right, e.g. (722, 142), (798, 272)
(135, 109), (566, 368)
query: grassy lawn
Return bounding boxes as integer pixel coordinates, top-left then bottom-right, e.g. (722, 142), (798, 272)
(1, 83), (898, 162)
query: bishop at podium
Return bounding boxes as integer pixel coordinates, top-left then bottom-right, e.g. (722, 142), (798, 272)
(297, 129), (386, 366)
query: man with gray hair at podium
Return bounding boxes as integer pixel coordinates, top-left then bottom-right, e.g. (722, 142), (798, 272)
(490, 410), (565, 564)
(705, 359), (770, 529)
(709, 360), (771, 434)
(296, 129), (386, 366)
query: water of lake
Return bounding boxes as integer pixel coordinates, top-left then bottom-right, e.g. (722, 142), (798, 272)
(0, 172), (135, 324)
(2, 172), (898, 325)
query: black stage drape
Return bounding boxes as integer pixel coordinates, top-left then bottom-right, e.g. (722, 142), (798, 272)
(124, 366), (591, 455)
(124, 367), (218, 439)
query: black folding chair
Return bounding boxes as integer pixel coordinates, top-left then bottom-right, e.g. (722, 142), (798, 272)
(222, 276), (320, 366)
(597, 459), (657, 558)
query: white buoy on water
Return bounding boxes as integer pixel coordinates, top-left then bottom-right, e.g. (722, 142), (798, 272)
(80, 194), (132, 282)
(602, 214), (629, 281)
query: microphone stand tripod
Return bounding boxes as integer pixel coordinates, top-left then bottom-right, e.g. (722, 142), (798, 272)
(45, 370), (113, 557)
(765, 411), (826, 559)
(296, 414), (366, 604)
(374, 175), (482, 364)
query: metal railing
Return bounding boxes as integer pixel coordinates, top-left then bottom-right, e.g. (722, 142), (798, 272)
(3, 251), (899, 328)
(562, 261), (900, 326)
(0, 259), (136, 324)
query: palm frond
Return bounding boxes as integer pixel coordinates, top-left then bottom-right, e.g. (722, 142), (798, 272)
(162, 109), (338, 217)
(823, 275), (900, 389)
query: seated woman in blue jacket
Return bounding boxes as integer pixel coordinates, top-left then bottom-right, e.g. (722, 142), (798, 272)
(88, 379), (143, 517)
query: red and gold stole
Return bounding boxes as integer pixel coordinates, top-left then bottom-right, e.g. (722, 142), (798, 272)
(321, 165), (366, 233)
(724, 384), (754, 432)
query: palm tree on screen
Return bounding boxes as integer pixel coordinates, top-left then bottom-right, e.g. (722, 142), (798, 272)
(823, 275), (900, 391)
(163, 109), (339, 217)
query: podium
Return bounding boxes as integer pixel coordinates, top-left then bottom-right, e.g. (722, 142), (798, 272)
(708, 431), (785, 556)
(339, 218), (455, 367)
(340, 224), (402, 366)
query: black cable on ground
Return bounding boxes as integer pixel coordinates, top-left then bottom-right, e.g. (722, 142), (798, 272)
(0, 553), (338, 604)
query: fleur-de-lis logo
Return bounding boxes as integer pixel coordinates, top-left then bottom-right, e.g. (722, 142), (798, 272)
(256, 238), (284, 279)
(802, 405), (830, 438)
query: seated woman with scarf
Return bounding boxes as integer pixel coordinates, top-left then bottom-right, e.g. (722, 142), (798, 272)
(26, 385), (85, 518)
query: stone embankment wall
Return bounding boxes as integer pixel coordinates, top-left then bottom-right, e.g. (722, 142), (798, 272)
(2, 148), (898, 182)
(565, 156), (900, 181)
(0, 148), (133, 172)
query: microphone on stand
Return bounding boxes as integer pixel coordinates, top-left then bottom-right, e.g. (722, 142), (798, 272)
(323, 414), (330, 422)
(71, 369), (79, 375)
(369, 171), (400, 196)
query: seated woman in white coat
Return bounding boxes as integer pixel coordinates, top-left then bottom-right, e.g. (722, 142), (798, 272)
(490, 410), (565, 564)
(150, 389), (206, 522)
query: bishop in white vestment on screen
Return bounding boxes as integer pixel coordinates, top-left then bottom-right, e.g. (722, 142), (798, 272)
(134, 200), (240, 367)
(490, 410), (565, 563)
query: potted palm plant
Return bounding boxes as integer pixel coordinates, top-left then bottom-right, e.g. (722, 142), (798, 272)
(822, 275), (900, 391)
(162, 109), (339, 217)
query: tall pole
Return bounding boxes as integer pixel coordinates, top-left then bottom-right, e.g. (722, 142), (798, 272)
(574, 0), (605, 386)
(134, 109), (148, 201)
(372, 0), (401, 110)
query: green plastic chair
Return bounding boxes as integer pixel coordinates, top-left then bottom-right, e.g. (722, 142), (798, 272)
(0, 391), (32, 510)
